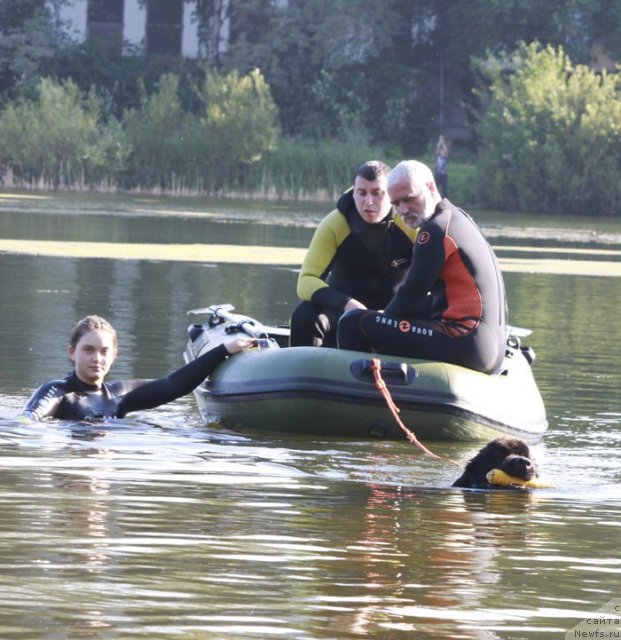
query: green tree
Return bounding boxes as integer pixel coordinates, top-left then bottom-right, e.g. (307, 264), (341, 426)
(0, 0), (70, 102)
(0, 77), (128, 187)
(2, 0), (621, 199)
(189, 67), (279, 192)
(213, 0), (619, 155)
(222, 0), (403, 144)
(122, 67), (278, 193)
(590, 0), (621, 61)
(122, 73), (189, 190)
(46, 37), (205, 121)
(475, 43), (621, 216)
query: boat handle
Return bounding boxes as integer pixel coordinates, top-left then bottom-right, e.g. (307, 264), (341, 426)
(350, 359), (417, 384)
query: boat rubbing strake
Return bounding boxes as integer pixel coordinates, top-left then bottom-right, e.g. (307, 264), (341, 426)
(183, 305), (547, 442)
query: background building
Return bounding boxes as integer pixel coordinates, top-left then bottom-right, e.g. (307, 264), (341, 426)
(56, 0), (229, 58)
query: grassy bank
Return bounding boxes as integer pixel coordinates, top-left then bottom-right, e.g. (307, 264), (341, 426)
(1, 156), (480, 205)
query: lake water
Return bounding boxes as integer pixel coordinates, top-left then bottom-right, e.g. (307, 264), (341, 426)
(0, 191), (620, 639)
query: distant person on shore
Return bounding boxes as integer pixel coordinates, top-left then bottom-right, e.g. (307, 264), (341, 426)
(289, 160), (418, 347)
(434, 135), (449, 198)
(22, 315), (253, 421)
(337, 160), (507, 374)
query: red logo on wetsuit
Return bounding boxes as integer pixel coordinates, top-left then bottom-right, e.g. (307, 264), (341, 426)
(398, 320), (411, 332)
(417, 231), (431, 245)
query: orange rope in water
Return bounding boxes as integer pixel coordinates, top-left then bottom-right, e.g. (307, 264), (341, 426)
(370, 358), (458, 465)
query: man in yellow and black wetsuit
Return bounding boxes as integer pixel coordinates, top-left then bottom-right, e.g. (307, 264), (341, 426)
(290, 160), (418, 347)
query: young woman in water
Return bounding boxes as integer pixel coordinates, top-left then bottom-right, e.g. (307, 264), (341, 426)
(22, 314), (252, 421)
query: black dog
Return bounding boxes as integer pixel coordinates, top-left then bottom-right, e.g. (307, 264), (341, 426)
(452, 437), (537, 489)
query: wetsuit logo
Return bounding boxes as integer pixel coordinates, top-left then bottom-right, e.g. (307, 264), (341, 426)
(374, 314), (434, 337)
(417, 231), (431, 245)
(390, 258), (411, 268)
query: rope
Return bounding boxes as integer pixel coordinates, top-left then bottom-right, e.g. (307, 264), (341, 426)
(370, 358), (459, 466)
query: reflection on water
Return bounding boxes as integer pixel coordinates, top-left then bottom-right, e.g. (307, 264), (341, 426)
(0, 413), (617, 636)
(0, 193), (620, 639)
(1, 414), (620, 639)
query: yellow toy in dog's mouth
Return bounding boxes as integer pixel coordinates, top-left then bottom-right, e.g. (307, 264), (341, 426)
(486, 468), (555, 489)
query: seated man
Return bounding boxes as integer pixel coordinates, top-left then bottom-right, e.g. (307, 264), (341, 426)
(337, 160), (507, 374)
(290, 160), (417, 347)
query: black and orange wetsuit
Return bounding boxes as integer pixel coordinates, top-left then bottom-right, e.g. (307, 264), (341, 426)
(337, 199), (507, 374)
(22, 344), (229, 421)
(290, 189), (417, 346)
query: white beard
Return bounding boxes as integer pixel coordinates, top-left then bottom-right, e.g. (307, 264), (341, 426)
(402, 198), (435, 229)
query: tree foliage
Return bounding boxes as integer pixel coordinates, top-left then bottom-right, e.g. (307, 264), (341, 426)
(0, 0), (70, 101)
(222, 0), (407, 143)
(3, 0), (621, 157)
(2, 1), (621, 209)
(122, 67), (278, 192)
(0, 77), (128, 187)
(215, 0), (620, 154)
(475, 43), (621, 216)
(122, 73), (188, 189)
(192, 68), (279, 190)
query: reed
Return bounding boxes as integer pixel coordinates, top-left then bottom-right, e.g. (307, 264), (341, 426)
(234, 135), (388, 200)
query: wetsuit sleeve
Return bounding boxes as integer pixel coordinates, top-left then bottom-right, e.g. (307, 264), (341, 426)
(22, 381), (66, 421)
(384, 220), (446, 317)
(296, 209), (352, 312)
(115, 343), (230, 417)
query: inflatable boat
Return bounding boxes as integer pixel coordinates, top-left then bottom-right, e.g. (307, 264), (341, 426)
(183, 305), (547, 442)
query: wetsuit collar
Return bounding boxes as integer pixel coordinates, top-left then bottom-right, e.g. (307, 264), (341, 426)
(68, 371), (104, 393)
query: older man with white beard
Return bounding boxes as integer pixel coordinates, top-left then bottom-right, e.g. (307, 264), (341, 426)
(336, 160), (507, 374)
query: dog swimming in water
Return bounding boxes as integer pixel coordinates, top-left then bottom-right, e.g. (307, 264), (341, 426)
(452, 437), (538, 489)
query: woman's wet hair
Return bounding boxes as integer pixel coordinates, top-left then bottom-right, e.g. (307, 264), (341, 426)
(354, 160), (391, 182)
(69, 315), (117, 350)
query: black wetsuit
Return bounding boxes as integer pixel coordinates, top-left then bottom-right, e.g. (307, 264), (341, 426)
(290, 189), (417, 347)
(337, 199), (507, 374)
(22, 344), (229, 421)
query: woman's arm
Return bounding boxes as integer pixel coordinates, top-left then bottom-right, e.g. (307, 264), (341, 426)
(116, 339), (251, 417)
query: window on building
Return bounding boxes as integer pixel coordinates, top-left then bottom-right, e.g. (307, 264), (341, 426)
(87, 0), (124, 51)
(147, 0), (183, 55)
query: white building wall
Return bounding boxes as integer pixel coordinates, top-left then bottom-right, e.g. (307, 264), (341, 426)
(182, 1), (199, 58)
(57, 0), (87, 42)
(123, 0), (147, 54)
(218, 13), (230, 56)
(50, 0), (210, 59)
